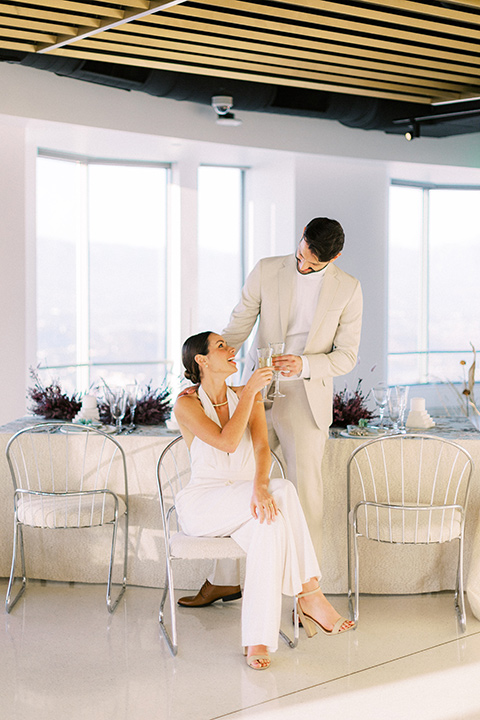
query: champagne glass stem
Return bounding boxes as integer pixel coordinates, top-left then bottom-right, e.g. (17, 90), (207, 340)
(274, 372), (281, 397)
(256, 348), (272, 403)
(269, 343), (286, 398)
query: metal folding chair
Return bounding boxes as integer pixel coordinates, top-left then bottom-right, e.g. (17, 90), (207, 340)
(5, 422), (128, 613)
(347, 433), (474, 630)
(156, 435), (299, 656)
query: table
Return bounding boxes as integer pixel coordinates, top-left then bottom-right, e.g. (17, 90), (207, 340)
(1, 416), (479, 597)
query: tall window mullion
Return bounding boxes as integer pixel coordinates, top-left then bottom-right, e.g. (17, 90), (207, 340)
(419, 188), (429, 384)
(77, 162), (89, 391)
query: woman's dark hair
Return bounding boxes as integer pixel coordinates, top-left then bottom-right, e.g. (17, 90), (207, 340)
(182, 331), (213, 384)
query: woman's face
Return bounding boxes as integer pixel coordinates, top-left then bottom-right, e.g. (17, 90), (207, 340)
(201, 333), (237, 376)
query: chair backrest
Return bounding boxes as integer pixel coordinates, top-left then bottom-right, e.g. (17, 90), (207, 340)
(347, 434), (474, 544)
(6, 423), (128, 526)
(156, 435), (285, 533)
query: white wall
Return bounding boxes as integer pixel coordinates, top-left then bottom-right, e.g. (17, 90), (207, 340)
(1, 62), (480, 423)
(294, 155), (390, 391)
(0, 121), (27, 423)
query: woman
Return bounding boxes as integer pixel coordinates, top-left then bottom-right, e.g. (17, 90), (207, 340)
(174, 331), (354, 670)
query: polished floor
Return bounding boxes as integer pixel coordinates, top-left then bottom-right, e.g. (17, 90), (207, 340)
(1, 578), (480, 720)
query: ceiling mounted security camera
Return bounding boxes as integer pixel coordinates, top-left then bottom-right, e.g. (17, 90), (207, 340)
(211, 95), (242, 126)
(211, 95), (234, 115)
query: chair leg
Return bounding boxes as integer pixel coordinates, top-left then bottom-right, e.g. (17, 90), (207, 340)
(352, 528), (360, 624)
(279, 596), (299, 649)
(347, 514), (360, 624)
(454, 535), (466, 632)
(106, 515), (127, 614)
(6, 521), (27, 613)
(347, 516), (354, 621)
(159, 555), (178, 657)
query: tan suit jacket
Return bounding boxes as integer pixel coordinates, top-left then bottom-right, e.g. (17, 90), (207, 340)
(223, 253), (363, 430)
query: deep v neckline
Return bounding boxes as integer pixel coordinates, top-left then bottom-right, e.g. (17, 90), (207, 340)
(198, 385), (237, 428)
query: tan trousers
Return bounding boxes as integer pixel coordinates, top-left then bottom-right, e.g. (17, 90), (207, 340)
(210, 380), (328, 588)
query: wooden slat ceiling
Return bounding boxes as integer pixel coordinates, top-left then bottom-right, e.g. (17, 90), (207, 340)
(2, 0), (480, 106)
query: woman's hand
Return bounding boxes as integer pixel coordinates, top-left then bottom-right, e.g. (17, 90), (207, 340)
(244, 367), (273, 396)
(250, 485), (278, 524)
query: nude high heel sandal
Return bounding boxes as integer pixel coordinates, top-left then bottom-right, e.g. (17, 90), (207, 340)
(243, 647), (270, 670)
(297, 587), (355, 638)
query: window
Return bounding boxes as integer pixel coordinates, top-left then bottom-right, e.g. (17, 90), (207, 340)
(197, 165), (245, 331)
(388, 182), (480, 385)
(36, 153), (169, 393)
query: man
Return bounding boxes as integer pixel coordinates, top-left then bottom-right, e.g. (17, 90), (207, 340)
(178, 217), (363, 607)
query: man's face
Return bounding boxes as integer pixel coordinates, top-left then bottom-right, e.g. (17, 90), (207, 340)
(295, 238), (331, 275)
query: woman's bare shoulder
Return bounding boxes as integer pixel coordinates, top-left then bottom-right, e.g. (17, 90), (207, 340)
(174, 392), (201, 412)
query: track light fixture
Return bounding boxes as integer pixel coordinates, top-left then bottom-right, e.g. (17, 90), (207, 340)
(405, 121), (420, 141)
(211, 95), (242, 126)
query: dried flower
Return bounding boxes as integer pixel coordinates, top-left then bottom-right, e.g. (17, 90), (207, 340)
(459, 344), (476, 415)
(98, 382), (172, 425)
(332, 379), (375, 428)
(27, 368), (82, 420)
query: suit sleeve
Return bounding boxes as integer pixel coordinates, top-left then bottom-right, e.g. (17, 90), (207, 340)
(306, 280), (363, 379)
(222, 259), (263, 350)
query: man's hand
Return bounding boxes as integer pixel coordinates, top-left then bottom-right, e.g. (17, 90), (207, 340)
(177, 384), (199, 399)
(272, 354), (302, 377)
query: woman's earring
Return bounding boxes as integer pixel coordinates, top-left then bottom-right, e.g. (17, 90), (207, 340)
(205, 363), (208, 368)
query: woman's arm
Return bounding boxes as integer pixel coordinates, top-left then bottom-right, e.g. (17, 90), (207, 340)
(174, 367), (272, 454)
(248, 396), (278, 525)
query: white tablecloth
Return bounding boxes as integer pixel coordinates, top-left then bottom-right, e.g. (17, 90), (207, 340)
(1, 416), (479, 597)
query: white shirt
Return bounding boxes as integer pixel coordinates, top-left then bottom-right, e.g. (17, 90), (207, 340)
(283, 265), (328, 381)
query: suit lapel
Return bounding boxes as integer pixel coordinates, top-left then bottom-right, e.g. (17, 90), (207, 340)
(305, 264), (340, 350)
(278, 256), (296, 339)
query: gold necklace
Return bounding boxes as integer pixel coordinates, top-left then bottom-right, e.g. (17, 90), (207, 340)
(212, 399), (228, 407)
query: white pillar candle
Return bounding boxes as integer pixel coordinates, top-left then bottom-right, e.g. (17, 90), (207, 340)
(82, 394), (97, 409)
(410, 397), (425, 412)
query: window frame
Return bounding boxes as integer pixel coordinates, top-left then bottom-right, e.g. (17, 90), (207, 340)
(36, 149), (172, 391)
(388, 179), (480, 385)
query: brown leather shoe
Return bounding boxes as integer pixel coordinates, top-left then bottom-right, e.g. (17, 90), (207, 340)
(177, 579), (242, 607)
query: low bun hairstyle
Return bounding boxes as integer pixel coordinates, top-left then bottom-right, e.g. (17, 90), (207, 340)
(182, 331), (213, 384)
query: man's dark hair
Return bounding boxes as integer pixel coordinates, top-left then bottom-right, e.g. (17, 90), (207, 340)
(303, 217), (345, 262)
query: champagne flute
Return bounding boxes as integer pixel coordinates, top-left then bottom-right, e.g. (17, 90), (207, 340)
(125, 383), (138, 429)
(105, 387), (127, 433)
(395, 385), (409, 433)
(269, 342), (286, 399)
(387, 388), (401, 434)
(256, 347), (272, 402)
(372, 381), (388, 428)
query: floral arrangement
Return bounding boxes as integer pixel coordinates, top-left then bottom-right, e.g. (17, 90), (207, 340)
(460, 343), (476, 415)
(27, 368), (82, 420)
(99, 383), (172, 425)
(442, 343), (477, 417)
(332, 379), (375, 428)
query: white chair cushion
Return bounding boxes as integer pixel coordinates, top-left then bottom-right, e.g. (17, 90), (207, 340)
(355, 505), (462, 544)
(17, 493), (126, 529)
(170, 531), (245, 560)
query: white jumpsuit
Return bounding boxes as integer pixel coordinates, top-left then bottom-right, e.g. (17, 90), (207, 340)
(175, 386), (321, 652)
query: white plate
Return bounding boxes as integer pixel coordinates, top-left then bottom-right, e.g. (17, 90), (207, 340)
(61, 424), (117, 435)
(340, 427), (387, 439)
